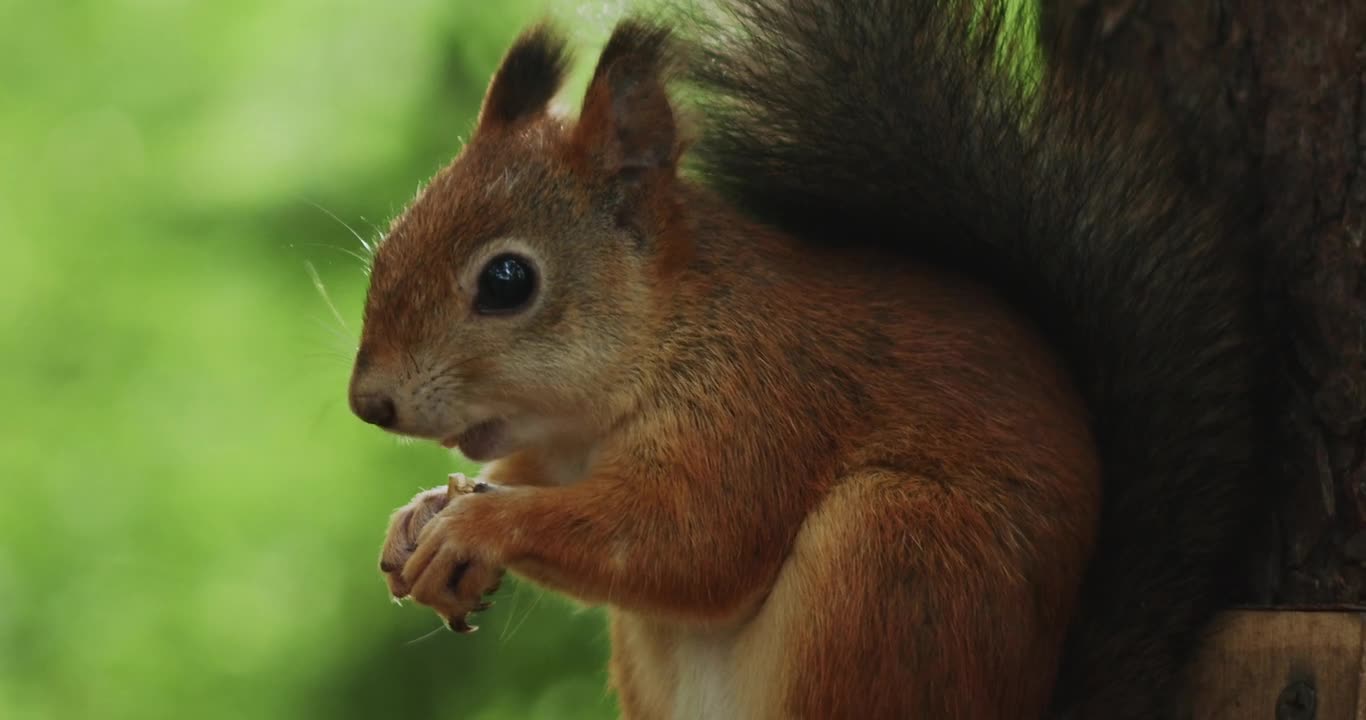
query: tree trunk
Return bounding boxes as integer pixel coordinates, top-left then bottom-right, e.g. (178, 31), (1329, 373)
(1039, 0), (1366, 604)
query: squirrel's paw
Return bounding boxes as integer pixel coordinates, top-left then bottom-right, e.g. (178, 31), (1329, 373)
(378, 473), (496, 602)
(399, 489), (505, 634)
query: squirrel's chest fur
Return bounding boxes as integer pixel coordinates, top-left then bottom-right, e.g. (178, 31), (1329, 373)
(666, 625), (741, 718)
(608, 609), (764, 719)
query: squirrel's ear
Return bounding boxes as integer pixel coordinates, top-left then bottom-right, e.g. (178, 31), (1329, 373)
(573, 21), (678, 179)
(478, 24), (571, 131)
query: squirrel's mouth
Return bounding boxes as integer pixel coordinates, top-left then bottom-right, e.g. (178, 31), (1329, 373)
(441, 419), (508, 462)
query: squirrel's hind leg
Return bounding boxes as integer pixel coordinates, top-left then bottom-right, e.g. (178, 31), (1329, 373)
(728, 467), (1091, 719)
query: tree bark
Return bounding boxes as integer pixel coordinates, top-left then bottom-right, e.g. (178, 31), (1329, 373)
(1039, 0), (1366, 604)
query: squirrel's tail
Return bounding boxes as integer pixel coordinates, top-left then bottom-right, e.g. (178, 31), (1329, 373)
(681, 0), (1265, 716)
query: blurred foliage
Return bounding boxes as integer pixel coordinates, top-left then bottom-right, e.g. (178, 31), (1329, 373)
(0, 1), (639, 718)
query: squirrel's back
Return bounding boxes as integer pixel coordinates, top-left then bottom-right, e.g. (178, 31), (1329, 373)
(681, 0), (1267, 716)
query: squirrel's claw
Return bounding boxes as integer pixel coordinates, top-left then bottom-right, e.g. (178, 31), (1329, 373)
(446, 615), (478, 634)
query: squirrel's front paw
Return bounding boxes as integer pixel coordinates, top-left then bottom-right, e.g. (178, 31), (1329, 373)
(400, 488), (504, 634)
(379, 474), (503, 633)
(379, 474), (498, 601)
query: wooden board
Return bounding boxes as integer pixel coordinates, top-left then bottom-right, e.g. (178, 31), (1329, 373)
(1188, 610), (1366, 719)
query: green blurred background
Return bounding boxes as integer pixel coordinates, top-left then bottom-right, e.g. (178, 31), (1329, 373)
(0, 2), (630, 718)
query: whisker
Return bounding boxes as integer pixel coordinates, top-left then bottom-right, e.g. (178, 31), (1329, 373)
(404, 622), (450, 646)
(358, 215), (385, 240)
(498, 582), (520, 644)
(298, 349), (354, 363)
(302, 198), (378, 262)
(502, 584), (545, 642)
(290, 241), (372, 269)
(309, 314), (355, 349)
(305, 261), (354, 340)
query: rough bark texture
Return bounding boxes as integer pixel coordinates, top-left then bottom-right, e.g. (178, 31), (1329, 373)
(1040, 0), (1366, 604)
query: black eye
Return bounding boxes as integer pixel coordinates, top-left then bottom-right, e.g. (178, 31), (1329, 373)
(475, 253), (537, 314)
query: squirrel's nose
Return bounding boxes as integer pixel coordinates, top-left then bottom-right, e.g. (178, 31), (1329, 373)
(351, 392), (396, 429)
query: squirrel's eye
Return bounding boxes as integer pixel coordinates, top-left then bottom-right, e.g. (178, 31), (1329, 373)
(475, 253), (537, 314)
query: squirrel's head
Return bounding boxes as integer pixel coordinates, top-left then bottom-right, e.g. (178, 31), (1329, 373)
(348, 22), (687, 461)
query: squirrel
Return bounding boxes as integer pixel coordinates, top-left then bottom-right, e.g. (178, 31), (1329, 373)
(347, 0), (1267, 717)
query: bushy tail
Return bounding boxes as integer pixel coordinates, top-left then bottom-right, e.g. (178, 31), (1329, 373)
(679, 0), (1266, 716)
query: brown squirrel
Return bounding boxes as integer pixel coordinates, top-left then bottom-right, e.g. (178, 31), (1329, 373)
(347, 0), (1267, 717)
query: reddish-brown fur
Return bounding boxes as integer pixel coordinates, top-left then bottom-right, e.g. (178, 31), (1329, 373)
(356, 23), (1100, 719)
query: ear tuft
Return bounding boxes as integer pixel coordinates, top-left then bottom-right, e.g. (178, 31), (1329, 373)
(575, 20), (678, 177)
(590, 21), (671, 88)
(480, 24), (572, 130)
